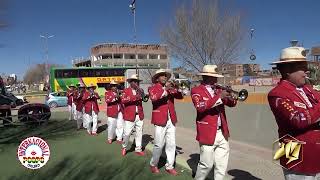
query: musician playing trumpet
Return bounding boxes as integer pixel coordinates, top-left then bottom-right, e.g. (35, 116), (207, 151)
(105, 80), (124, 144)
(148, 69), (183, 176)
(120, 74), (145, 156)
(191, 65), (238, 180)
(82, 83), (100, 136)
(75, 83), (86, 130)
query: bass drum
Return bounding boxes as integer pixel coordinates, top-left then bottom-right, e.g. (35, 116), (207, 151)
(18, 103), (51, 123)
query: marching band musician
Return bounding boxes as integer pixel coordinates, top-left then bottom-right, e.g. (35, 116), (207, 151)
(268, 45), (320, 179)
(105, 80), (124, 144)
(75, 83), (86, 130)
(82, 83), (100, 136)
(66, 84), (77, 121)
(120, 74), (145, 156)
(191, 65), (237, 180)
(148, 69), (183, 176)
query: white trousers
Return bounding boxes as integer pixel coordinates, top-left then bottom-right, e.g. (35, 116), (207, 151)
(115, 112), (124, 141)
(283, 169), (320, 180)
(150, 119), (176, 170)
(107, 112), (124, 141)
(122, 115), (143, 152)
(194, 129), (230, 180)
(83, 111), (98, 133)
(68, 103), (76, 120)
(76, 109), (83, 129)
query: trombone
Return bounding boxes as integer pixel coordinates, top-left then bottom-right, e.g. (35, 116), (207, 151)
(214, 84), (248, 101)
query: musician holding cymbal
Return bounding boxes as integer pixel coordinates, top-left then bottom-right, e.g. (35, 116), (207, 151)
(148, 69), (183, 176)
(191, 65), (238, 180)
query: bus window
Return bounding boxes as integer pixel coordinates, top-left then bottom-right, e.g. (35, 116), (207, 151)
(79, 69), (89, 77)
(55, 69), (78, 78)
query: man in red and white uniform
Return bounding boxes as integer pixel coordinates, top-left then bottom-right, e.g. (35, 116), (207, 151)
(191, 65), (237, 180)
(75, 83), (86, 130)
(82, 83), (100, 136)
(268, 44), (320, 179)
(120, 74), (145, 156)
(105, 80), (124, 144)
(148, 69), (183, 176)
(66, 84), (76, 121)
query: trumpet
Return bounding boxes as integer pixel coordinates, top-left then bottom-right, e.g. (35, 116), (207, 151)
(166, 80), (188, 95)
(116, 89), (123, 99)
(214, 84), (248, 101)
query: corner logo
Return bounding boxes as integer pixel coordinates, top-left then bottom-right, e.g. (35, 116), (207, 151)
(272, 134), (304, 169)
(17, 137), (50, 169)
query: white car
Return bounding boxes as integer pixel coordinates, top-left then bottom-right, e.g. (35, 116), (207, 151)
(15, 95), (28, 103)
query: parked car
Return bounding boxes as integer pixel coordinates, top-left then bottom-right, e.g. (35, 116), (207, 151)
(45, 91), (68, 108)
(5, 92), (25, 106)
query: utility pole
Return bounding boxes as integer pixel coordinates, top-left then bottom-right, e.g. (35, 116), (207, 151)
(129, 0), (138, 75)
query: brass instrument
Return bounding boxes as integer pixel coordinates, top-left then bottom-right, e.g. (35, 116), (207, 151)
(166, 80), (188, 95)
(137, 88), (149, 102)
(116, 89), (123, 100)
(214, 84), (248, 101)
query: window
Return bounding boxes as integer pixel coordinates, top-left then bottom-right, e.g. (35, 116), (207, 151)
(124, 54), (136, 59)
(102, 54), (112, 59)
(149, 54), (158, 59)
(160, 54), (167, 59)
(138, 54), (147, 59)
(55, 69), (78, 78)
(113, 54), (123, 59)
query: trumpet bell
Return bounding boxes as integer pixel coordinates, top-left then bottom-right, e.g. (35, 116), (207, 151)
(237, 89), (248, 101)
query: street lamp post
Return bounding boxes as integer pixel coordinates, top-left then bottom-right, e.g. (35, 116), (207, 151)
(40, 34), (54, 89)
(40, 34), (54, 73)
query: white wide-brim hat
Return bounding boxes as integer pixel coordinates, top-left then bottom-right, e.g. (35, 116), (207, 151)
(68, 84), (76, 88)
(110, 80), (118, 85)
(87, 83), (96, 88)
(197, 65), (224, 78)
(270, 46), (309, 64)
(126, 74), (142, 82)
(152, 69), (172, 83)
(77, 83), (86, 88)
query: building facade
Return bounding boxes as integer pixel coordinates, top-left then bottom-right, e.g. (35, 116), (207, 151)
(80, 43), (170, 68)
(220, 64), (260, 77)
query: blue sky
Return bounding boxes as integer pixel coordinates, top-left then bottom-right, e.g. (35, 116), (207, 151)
(1, 0), (320, 79)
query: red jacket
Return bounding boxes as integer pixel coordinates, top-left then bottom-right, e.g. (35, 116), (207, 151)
(66, 89), (75, 106)
(105, 90), (121, 118)
(82, 90), (100, 114)
(148, 83), (183, 126)
(191, 84), (237, 145)
(75, 90), (85, 112)
(268, 80), (320, 174)
(120, 87), (144, 121)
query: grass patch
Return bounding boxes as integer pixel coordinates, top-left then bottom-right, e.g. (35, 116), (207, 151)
(0, 112), (192, 180)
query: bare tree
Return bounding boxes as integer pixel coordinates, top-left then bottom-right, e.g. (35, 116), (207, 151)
(161, 0), (245, 72)
(23, 63), (63, 85)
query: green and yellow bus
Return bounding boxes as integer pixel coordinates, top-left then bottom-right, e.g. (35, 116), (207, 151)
(49, 67), (129, 96)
